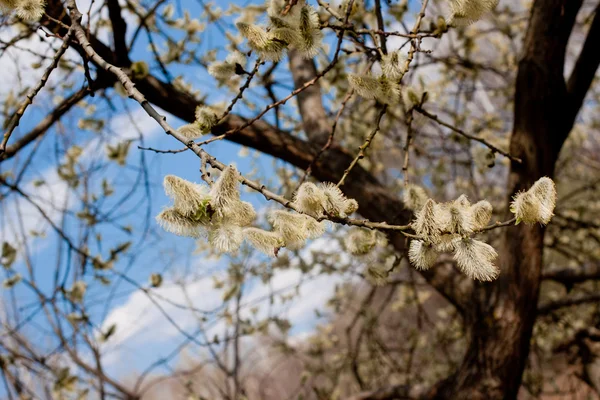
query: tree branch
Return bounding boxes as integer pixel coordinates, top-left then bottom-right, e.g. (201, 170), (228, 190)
(543, 263), (600, 284)
(567, 3), (600, 122)
(538, 293), (600, 314)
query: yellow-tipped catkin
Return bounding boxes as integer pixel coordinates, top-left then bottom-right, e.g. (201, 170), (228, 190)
(243, 227), (284, 257)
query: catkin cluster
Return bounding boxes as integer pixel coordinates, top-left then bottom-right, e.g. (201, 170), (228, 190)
(347, 51), (407, 105)
(406, 189), (499, 281)
(231, 0), (323, 63)
(405, 177), (557, 281)
(157, 170), (360, 256)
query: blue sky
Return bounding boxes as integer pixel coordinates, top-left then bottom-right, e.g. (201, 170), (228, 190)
(0, 0), (427, 392)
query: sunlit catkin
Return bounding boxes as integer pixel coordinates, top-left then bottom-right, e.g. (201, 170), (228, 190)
(294, 4), (323, 58)
(319, 183), (353, 217)
(236, 22), (287, 61)
(208, 51), (246, 80)
(243, 227), (284, 257)
(210, 166), (241, 212)
(344, 228), (378, 255)
(511, 177), (556, 225)
(163, 175), (211, 220)
(471, 200), (493, 230)
(208, 224), (244, 253)
(156, 207), (203, 238)
(177, 123), (204, 140)
(294, 182), (327, 217)
(268, 210), (310, 250)
(2, 0), (45, 20)
(413, 199), (442, 241)
(408, 240), (439, 270)
(453, 238), (499, 281)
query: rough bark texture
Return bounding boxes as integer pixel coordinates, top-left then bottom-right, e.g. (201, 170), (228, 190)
(428, 1), (587, 398)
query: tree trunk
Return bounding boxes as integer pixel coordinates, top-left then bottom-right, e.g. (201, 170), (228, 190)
(427, 1), (583, 398)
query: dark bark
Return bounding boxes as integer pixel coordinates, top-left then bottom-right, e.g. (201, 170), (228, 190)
(427, 1), (598, 398)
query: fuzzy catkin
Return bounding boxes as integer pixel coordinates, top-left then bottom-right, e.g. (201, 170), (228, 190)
(453, 238), (499, 281)
(208, 224), (244, 253)
(408, 240), (439, 270)
(243, 227), (283, 257)
(156, 207), (203, 238)
(163, 175), (211, 219)
(403, 184), (428, 212)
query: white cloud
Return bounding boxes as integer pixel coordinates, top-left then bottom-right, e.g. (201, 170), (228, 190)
(98, 237), (350, 374)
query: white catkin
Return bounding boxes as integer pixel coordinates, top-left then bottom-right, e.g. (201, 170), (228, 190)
(218, 200), (257, 227)
(510, 177), (556, 225)
(381, 51), (406, 80)
(453, 238), (499, 281)
(243, 227), (283, 257)
(319, 183), (351, 217)
(268, 210), (310, 250)
(413, 199), (443, 241)
(408, 240), (439, 270)
(236, 22), (287, 61)
(344, 228), (378, 255)
(294, 182), (327, 217)
(210, 166), (241, 212)
(529, 177), (556, 224)
(156, 207), (203, 238)
(471, 200), (493, 230)
(177, 123), (204, 140)
(162, 175), (211, 219)
(208, 224), (244, 253)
